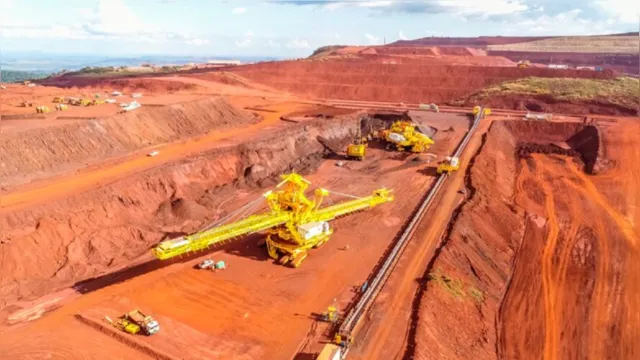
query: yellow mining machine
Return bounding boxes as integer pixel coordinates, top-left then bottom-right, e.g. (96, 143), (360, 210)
(473, 106), (491, 117)
(437, 156), (460, 174)
(346, 126), (367, 161)
(517, 60), (531, 68)
(379, 120), (434, 153)
(36, 106), (51, 113)
(53, 96), (65, 103)
(152, 172), (393, 268)
(69, 98), (92, 106)
(105, 309), (160, 336)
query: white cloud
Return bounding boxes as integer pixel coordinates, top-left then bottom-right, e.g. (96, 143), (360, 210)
(0, 0), (210, 44)
(324, 2), (347, 11)
(186, 38), (209, 46)
(235, 38), (252, 48)
(297, 0), (528, 17)
(504, 8), (620, 36)
(594, 0), (640, 23)
(286, 38), (310, 48)
(365, 33), (381, 45)
(267, 39), (281, 48)
(398, 30), (408, 40)
(232, 7), (246, 14)
(335, 33), (341, 39)
(357, 1), (393, 8)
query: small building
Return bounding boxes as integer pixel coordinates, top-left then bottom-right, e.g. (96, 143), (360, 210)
(548, 64), (569, 69)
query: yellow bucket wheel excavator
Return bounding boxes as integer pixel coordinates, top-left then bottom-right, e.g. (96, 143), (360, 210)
(152, 172), (394, 268)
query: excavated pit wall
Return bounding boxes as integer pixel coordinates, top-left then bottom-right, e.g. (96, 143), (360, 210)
(0, 115), (359, 306)
(0, 97), (258, 187)
(407, 120), (603, 360)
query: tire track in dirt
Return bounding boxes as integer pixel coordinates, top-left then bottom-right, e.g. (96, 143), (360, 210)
(535, 159), (560, 360)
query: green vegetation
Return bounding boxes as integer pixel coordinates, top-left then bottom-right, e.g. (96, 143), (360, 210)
(309, 45), (347, 57)
(428, 267), (485, 304)
(0, 70), (50, 83)
(470, 76), (639, 107)
(63, 65), (184, 78)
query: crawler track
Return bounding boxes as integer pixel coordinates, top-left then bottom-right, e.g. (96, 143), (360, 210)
(336, 107), (486, 355)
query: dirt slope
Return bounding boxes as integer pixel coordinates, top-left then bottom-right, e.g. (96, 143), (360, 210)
(0, 97), (257, 187)
(0, 115), (358, 306)
(409, 120), (638, 359)
(230, 60), (614, 104)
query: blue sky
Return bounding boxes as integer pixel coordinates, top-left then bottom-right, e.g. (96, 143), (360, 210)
(0, 0), (638, 57)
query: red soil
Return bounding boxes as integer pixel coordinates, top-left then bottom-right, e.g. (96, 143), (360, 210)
(488, 51), (640, 74)
(407, 119), (639, 360)
(230, 60), (614, 104)
(461, 94), (639, 116)
(0, 111), (470, 360)
(0, 97), (257, 187)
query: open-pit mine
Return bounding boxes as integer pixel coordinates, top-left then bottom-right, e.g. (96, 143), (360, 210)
(0, 34), (638, 360)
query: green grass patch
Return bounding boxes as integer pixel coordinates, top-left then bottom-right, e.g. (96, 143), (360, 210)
(428, 268), (485, 304)
(474, 76), (639, 107)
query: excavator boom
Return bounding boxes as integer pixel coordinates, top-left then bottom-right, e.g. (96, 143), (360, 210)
(153, 212), (289, 259)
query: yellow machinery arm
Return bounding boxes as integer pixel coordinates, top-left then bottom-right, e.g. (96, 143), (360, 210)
(152, 212), (289, 260)
(151, 172), (394, 264)
(315, 189), (394, 222)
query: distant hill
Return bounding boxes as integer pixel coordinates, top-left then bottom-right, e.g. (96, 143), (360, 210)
(0, 70), (50, 83)
(487, 35), (639, 53)
(387, 33), (639, 51)
(387, 36), (554, 47)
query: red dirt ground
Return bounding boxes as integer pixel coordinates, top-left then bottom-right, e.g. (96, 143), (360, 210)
(0, 111), (470, 359)
(230, 60), (614, 105)
(1, 50), (638, 360)
(403, 119), (639, 360)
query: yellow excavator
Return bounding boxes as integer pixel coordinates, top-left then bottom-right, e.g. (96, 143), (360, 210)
(379, 120), (434, 153)
(346, 125), (367, 160)
(152, 172), (393, 268)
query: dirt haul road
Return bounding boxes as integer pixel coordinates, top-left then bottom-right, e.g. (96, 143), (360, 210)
(343, 114), (491, 360)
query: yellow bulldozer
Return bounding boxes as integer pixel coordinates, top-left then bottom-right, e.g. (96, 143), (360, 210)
(53, 96), (65, 103)
(91, 99), (105, 106)
(517, 60), (531, 68)
(36, 106), (51, 113)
